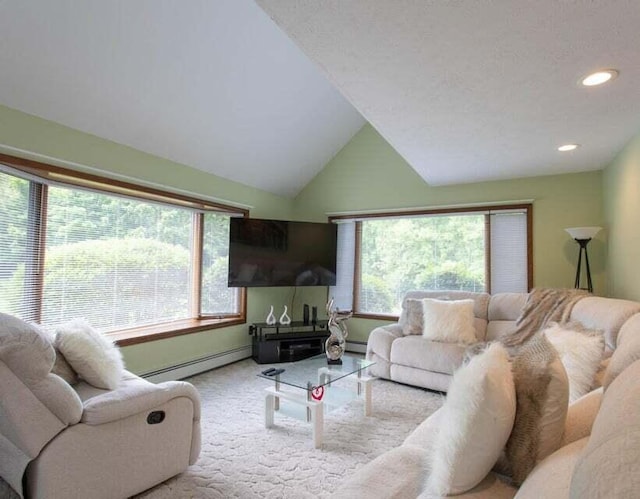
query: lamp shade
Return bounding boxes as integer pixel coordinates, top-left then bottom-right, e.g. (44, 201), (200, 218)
(565, 226), (602, 240)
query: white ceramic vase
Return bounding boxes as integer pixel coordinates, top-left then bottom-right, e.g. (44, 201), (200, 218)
(279, 305), (291, 325)
(266, 305), (276, 325)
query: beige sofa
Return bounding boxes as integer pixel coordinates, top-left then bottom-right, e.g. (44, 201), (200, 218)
(0, 313), (201, 499)
(367, 290), (640, 392)
(336, 303), (640, 498)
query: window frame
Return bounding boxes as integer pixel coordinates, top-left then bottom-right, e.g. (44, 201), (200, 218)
(331, 203), (533, 320)
(0, 153), (247, 346)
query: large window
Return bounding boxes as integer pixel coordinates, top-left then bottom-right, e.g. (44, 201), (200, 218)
(330, 205), (531, 317)
(0, 155), (245, 343)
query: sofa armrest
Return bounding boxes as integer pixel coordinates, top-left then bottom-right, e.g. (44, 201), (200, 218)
(366, 323), (403, 361)
(81, 379), (201, 426)
(560, 387), (603, 447)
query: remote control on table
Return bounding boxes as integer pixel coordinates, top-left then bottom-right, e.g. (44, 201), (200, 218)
(267, 368), (285, 376)
(261, 367), (277, 375)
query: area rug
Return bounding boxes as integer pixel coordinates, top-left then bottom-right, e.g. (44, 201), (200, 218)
(1, 358), (444, 499)
(139, 358), (444, 499)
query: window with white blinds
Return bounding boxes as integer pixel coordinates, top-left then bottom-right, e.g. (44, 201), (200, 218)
(331, 205), (531, 316)
(0, 162), (245, 334)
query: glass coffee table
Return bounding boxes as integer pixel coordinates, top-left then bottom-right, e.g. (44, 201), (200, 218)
(258, 354), (375, 448)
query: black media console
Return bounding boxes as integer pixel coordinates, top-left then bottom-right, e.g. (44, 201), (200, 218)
(249, 320), (330, 364)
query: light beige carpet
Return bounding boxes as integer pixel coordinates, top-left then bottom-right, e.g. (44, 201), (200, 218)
(2, 358), (444, 499)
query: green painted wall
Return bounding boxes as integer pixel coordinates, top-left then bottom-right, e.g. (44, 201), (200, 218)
(603, 129), (640, 301)
(0, 104), (329, 374)
(0, 107), (613, 368)
(294, 125), (606, 343)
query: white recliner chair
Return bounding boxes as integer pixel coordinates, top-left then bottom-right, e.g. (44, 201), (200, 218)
(0, 313), (201, 499)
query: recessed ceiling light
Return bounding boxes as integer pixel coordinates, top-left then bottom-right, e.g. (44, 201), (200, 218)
(558, 144), (579, 152)
(581, 69), (618, 87)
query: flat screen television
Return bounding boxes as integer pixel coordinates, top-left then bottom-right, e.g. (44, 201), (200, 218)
(228, 218), (337, 287)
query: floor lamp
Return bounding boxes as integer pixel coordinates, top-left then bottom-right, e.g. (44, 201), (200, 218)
(565, 226), (601, 293)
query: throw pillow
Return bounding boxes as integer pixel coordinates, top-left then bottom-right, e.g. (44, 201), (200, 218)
(425, 342), (516, 495)
(543, 322), (604, 403)
(401, 298), (424, 335)
(501, 333), (569, 485)
(421, 298), (476, 344)
(55, 318), (124, 390)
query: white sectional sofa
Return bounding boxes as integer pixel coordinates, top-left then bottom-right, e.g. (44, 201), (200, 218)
(366, 290), (640, 392)
(336, 309), (640, 498)
(335, 290), (640, 498)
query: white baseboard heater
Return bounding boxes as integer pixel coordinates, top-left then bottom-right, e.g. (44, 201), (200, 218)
(141, 346), (251, 383)
(141, 341), (367, 383)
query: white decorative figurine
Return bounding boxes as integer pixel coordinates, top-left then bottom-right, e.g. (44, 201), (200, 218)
(279, 305), (291, 325)
(266, 305), (276, 325)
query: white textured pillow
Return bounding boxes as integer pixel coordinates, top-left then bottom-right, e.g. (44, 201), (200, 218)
(543, 322), (604, 403)
(54, 319), (124, 390)
(422, 298), (476, 344)
(426, 343), (516, 495)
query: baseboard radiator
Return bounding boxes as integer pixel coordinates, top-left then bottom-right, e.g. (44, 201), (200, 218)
(141, 346), (251, 383)
(141, 341), (367, 383)
(346, 340), (367, 354)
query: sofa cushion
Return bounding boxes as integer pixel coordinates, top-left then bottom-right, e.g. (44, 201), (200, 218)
(331, 445), (428, 499)
(403, 406), (444, 449)
(543, 322), (604, 402)
(426, 343), (516, 495)
(570, 359), (640, 498)
(0, 313), (55, 384)
(55, 319), (124, 390)
(602, 312), (640, 390)
(486, 320), (518, 341)
(422, 298), (477, 344)
(569, 296), (640, 351)
(560, 387), (602, 447)
(391, 336), (466, 375)
(514, 436), (589, 499)
(501, 333), (569, 485)
(488, 293), (528, 321)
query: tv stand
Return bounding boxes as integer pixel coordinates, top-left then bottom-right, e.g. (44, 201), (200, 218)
(249, 320), (329, 364)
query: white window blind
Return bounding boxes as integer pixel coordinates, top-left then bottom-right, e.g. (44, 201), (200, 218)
(490, 211), (528, 293)
(41, 184), (194, 331)
(0, 171), (40, 322)
(329, 221), (355, 311)
(201, 212), (240, 315)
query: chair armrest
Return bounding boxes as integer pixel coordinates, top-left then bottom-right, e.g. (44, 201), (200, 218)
(81, 379), (201, 425)
(366, 323), (403, 361)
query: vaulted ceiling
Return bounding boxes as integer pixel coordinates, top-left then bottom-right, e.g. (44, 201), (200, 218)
(1, 1), (639, 198)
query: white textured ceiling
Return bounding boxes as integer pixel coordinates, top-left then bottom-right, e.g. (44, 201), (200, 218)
(2, 2), (639, 197)
(257, 0), (640, 186)
(0, 0), (364, 198)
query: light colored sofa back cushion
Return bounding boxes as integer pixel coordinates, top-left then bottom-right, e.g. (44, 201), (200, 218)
(0, 313), (83, 425)
(569, 358), (640, 498)
(602, 312), (640, 390)
(400, 290), (490, 341)
(569, 296), (640, 351)
(486, 292), (527, 341)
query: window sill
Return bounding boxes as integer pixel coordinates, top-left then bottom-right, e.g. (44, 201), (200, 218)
(107, 317), (246, 347)
(352, 312), (400, 321)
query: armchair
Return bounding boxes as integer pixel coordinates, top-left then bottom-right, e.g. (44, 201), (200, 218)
(0, 313), (201, 499)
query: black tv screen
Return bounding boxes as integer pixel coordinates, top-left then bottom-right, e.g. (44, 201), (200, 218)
(228, 218), (337, 287)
